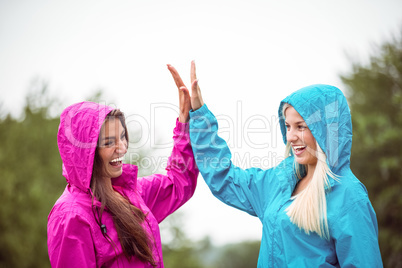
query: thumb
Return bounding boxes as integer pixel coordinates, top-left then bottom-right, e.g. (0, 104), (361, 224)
(180, 86), (191, 109)
(180, 86), (190, 99)
(191, 79), (199, 96)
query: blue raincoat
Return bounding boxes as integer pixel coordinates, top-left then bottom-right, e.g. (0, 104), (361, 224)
(189, 84), (382, 267)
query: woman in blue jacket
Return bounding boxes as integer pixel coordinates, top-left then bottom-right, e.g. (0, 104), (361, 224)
(168, 62), (383, 267)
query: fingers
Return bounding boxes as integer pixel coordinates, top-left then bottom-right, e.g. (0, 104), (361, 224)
(167, 61), (203, 112)
(167, 64), (186, 90)
(191, 60), (201, 94)
(167, 63), (193, 122)
(190, 60), (197, 83)
(191, 79), (199, 96)
(190, 79), (204, 111)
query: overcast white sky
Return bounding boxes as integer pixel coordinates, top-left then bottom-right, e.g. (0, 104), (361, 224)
(1, 0), (401, 246)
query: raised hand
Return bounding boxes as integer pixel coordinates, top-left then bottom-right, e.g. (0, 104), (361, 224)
(167, 61), (204, 122)
(167, 64), (191, 123)
(189, 61), (204, 111)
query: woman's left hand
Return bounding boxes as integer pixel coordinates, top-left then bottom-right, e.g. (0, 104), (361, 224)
(167, 64), (192, 123)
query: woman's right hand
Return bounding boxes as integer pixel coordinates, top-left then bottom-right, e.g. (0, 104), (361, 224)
(189, 61), (204, 111)
(167, 61), (204, 112)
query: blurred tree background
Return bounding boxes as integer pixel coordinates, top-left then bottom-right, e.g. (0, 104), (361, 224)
(340, 30), (402, 267)
(1, 30), (401, 267)
(0, 80), (64, 267)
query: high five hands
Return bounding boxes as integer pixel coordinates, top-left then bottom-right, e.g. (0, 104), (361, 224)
(167, 61), (204, 123)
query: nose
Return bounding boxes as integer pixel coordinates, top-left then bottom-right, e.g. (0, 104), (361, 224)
(116, 139), (128, 154)
(286, 128), (298, 143)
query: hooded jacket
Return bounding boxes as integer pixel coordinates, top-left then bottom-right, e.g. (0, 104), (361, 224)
(48, 102), (198, 267)
(189, 84), (382, 267)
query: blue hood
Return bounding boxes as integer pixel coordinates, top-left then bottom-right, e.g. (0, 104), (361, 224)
(278, 84), (353, 174)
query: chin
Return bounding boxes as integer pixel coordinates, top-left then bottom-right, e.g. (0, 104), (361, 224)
(109, 170), (123, 178)
(295, 159), (306, 165)
(113, 172), (123, 178)
(295, 158), (314, 166)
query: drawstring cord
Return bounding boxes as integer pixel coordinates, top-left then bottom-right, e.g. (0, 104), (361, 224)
(90, 188), (121, 266)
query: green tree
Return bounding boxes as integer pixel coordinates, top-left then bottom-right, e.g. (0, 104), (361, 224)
(0, 81), (63, 267)
(340, 30), (402, 267)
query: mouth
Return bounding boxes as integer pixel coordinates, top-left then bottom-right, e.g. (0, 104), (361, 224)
(109, 156), (124, 168)
(292, 145), (307, 156)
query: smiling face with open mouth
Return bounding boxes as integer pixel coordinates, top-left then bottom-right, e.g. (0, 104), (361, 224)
(98, 117), (128, 179)
(284, 106), (317, 167)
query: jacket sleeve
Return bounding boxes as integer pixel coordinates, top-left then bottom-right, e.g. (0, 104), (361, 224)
(189, 104), (276, 218)
(47, 212), (97, 268)
(137, 119), (199, 223)
(332, 198), (383, 267)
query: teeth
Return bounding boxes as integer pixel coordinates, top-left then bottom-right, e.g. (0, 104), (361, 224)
(293, 146), (306, 151)
(110, 156), (124, 163)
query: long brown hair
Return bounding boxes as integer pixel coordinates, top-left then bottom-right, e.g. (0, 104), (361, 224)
(91, 109), (156, 266)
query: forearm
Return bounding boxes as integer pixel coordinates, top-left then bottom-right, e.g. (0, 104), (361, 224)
(189, 104), (259, 216)
(139, 119), (198, 223)
(190, 104), (233, 176)
(165, 118), (199, 200)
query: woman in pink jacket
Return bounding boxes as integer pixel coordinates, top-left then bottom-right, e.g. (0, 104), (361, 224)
(47, 74), (199, 267)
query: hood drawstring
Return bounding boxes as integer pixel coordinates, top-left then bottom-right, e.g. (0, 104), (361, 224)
(90, 188), (110, 241)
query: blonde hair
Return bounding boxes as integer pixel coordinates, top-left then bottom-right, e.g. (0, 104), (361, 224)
(282, 103), (338, 240)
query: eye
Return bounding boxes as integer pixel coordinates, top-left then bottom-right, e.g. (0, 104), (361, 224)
(103, 141), (114, 147)
(298, 125), (307, 131)
(285, 124), (290, 130)
(100, 138), (115, 147)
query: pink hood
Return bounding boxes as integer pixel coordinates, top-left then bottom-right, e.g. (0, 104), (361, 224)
(57, 101), (114, 191)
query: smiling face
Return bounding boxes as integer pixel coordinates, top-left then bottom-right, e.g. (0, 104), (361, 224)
(284, 105), (317, 168)
(97, 117), (128, 179)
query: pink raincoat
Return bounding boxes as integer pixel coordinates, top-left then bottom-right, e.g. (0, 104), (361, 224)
(47, 102), (198, 267)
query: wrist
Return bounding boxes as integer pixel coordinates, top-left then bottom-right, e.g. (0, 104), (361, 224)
(178, 114), (189, 123)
